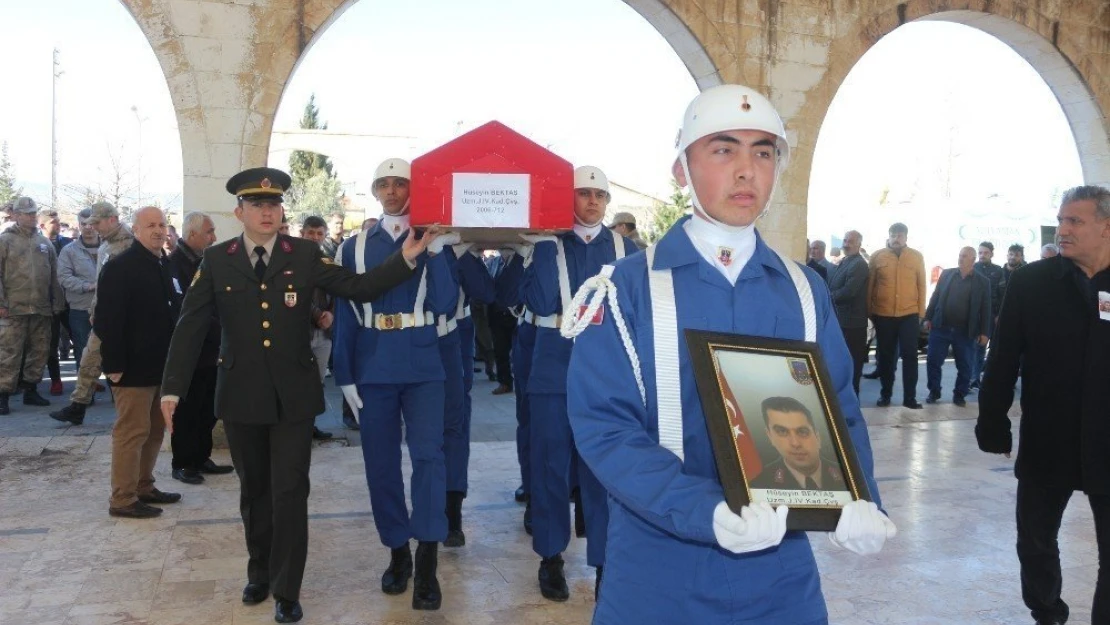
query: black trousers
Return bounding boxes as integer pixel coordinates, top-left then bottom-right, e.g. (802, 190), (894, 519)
(1017, 481), (1110, 625)
(224, 417), (314, 601)
(171, 366), (217, 470)
(489, 309), (516, 388)
(874, 314), (920, 402)
(840, 325), (868, 397)
(47, 309), (71, 383)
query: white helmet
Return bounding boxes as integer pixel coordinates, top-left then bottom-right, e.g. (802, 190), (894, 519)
(674, 84), (790, 231)
(373, 158), (411, 183)
(675, 84), (789, 165)
(573, 166), (610, 194)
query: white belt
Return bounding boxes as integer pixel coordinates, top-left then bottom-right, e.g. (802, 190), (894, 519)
(372, 311), (434, 331)
(530, 313), (561, 329)
(436, 316), (458, 337)
(457, 305), (471, 320)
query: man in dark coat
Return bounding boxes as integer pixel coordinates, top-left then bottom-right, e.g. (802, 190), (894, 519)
(923, 246), (990, 407)
(827, 230), (869, 395)
(167, 211), (232, 485)
(159, 167), (438, 624)
(977, 185), (1110, 625)
(971, 241), (1004, 388)
(96, 206), (182, 519)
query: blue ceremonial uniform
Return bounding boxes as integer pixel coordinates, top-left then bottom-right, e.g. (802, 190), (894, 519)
(566, 218), (882, 624)
(523, 227), (630, 566)
(496, 253), (533, 494)
(333, 223), (459, 548)
(442, 248), (496, 494)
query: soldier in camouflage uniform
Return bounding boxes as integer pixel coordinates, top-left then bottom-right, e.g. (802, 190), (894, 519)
(0, 197), (65, 415)
(50, 202), (134, 425)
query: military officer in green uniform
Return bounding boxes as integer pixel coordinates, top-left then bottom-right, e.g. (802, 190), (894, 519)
(160, 167), (438, 624)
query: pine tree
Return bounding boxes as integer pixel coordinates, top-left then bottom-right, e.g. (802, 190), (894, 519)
(648, 180), (691, 242)
(0, 141), (22, 207)
(287, 95), (343, 221)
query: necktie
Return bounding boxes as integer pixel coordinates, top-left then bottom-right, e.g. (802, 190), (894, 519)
(253, 245), (266, 281)
(804, 475), (819, 490)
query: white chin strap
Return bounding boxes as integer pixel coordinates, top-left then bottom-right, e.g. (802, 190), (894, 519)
(676, 151), (782, 234)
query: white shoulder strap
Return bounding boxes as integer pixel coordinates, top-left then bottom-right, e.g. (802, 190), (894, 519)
(772, 249), (817, 342)
(614, 234), (626, 260)
(455, 286), (466, 319)
(646, 244), (684, 461)
(554, 238), (573, 317)
(412, 266), (429, 326)
(347, 233), (373, 324)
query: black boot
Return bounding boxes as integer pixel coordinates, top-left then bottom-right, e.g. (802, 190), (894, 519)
(412, 541), (441, 610)
(572, 488), (586, 538)
(381, 543), (412, 595)
(523, 502), (533, 535)
(595, 565), (603, 600)
(22, 386), (50, 407)
(0, 393), (9, 416)
(538, 554), (569, 601)
(444, 491), (465, 547)
(50, 402), (86, 425)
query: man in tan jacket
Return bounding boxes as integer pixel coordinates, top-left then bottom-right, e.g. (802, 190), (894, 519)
(867, 222), (927, 409)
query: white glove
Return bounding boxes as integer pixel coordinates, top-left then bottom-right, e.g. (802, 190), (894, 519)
(712, 501), (789, 554)
(340, 385), (363, 420)
(519, 233), (557, 245)
(451, 242), (474, 257)
(829, 500), (897, 555)
(427, 232), (461, 255)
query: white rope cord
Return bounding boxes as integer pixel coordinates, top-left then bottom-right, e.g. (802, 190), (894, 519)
(560, 264), (647, 407)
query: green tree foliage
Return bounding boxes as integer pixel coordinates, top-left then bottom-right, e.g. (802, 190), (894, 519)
(287, 94), (343, 222)
(0, 142), (22, 207)
(647, 180), (691, 242)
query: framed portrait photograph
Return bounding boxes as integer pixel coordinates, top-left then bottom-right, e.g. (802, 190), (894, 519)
(686, 330), (872, 531)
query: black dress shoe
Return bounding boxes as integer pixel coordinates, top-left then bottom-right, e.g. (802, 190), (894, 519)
(903, 400), (924, 410)
(108, 501), (163, 519)
(138, 488), (182, 504)
(50, 402), (85, 425)
(925, 391), (941, 404)
(274, 597), (303, 623)
(312, 427), (333, 440)
(242, 582), (269, 604)
(876, 397), (891, 407)
(172, 467), (204, 485)
(23, 387), (50, 406)
(862, 370), (881, 380)
(381, 543), (413, 595)
(538, 554), (569, 601)
(198, 458), (235, 474)
(953, 395), (967, 407)
(514, 486), (528, 503)
(412, 541), (441, 610)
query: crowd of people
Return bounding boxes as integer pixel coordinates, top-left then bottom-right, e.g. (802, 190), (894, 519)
(1, 82), (1108, 625)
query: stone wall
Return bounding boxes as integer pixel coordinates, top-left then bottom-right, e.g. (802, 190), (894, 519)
(120, 0), (1109, 256)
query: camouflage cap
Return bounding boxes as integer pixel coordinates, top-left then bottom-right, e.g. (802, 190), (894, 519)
(87, 201), (119, 223)
(609, 211), (636, 227)
(11, 196), (37, 214)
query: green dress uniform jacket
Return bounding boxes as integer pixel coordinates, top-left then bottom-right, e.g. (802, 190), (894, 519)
(162, 234), (414, 424)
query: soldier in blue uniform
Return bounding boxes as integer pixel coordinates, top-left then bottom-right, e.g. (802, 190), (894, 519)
(564, 85), (897, 624)
(438, 242), (495, 547)
(332, 158), (459, 611)
(521, 166), (631, 601)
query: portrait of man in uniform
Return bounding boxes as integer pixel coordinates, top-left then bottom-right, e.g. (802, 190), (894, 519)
(749, 396), (846, 492)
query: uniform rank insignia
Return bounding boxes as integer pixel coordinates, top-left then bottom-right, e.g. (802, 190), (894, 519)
(284, 292), (297, 308)
(578, 304), (604, 325)
(227, 240), (240, 255)
(774, 468), (785, 484)
(717, 246), (733, 267)
(283, 270), (294, 276)
(280, 239), (293, 253)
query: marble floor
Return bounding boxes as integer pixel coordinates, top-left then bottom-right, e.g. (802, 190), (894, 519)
(0, 360), (1100, 624)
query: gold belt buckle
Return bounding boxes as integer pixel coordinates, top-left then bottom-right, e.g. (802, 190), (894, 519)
(380, 312), (403, 330)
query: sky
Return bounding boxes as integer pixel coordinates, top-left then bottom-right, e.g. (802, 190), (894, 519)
(0, 0), (1086, 242)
